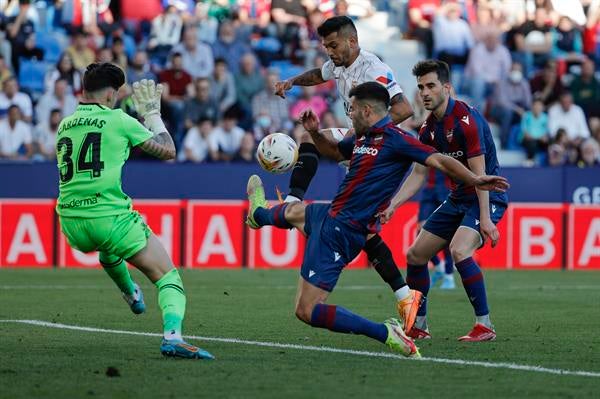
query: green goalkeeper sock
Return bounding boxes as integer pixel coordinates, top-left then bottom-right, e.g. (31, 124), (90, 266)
(155, 268), (186, 341)
(99, 253), (135, 296)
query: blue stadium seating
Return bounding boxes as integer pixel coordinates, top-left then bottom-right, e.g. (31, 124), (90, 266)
(18, 59), (50, 94)
(36, 32), (62, 63)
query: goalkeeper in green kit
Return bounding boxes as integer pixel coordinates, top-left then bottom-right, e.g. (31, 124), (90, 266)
(56, 63), (214, 360)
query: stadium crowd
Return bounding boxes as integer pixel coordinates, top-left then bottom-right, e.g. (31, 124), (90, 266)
(0, 0), (598, 167)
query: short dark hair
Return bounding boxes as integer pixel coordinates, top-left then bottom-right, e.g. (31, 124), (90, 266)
(317, 16), (357, 38)
(214, 57), (227, 66)
(83, 63), (125, 92)
(50, 108), (62, 115)
(412, 60), (450, 84)
(348, 81), (390, 109)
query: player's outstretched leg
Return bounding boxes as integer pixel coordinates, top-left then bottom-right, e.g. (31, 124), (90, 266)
(127, 234), (214, 359)
(285, 141), (320, 202)
(296, 278), (420, 358)
(246, 174), (296, 229)
(99, 252), (146, 314)
(364, 234), (422, 333)
(450, 228), (495, 342)
(440, 247), (456, 290)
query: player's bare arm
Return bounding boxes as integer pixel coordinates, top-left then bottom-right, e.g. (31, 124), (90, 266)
(139, 132), (176, 160)
(468, 155), (500, 247)
(300, 109), (346, 162)
(425, 153), (509, 192)
(389, 93), (414, 124)
(274, 68), (325, 98)
(380, 163), (428, 224)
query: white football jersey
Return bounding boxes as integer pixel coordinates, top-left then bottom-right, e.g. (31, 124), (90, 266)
(321, 49), (403, 127)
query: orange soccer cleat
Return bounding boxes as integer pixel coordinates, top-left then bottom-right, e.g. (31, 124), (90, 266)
(396, 289), (423, 334)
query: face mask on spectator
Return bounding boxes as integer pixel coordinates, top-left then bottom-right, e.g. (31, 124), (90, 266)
(257, 116), (271, 128)
(509, 70), (523, 83)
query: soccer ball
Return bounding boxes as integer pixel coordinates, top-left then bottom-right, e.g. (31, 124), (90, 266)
(256, 133), (298, 174)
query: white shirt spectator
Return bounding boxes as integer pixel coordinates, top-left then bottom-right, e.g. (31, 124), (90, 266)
(465, 41), (512, 83)
(171, 42), (214, 79)
(182, 126), (211, 162)
(150, 10), (183, 47)
(35, 91), (77, 126)
(209, 125), (245, 156)
(548, 102), (591, 140)
(0, 118), (32, 157)
(432, 12), (474, 56)
(0, 91), (32, 120)
(33, 121), (57, 159)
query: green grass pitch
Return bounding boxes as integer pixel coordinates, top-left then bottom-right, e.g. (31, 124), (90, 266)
(1, 268), (599, 398)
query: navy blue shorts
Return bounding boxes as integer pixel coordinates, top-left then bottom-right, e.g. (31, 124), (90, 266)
(301, 203), (366, 292)
(422, 198), (507, 243)
(418, 198), (444, 222)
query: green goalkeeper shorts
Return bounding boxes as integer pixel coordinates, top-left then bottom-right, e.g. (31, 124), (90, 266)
(60, 211), (153, 260)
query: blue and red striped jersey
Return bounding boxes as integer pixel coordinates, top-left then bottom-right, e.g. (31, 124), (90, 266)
(422, 168), (452, 202)
(418, 98), (508, 205)
(331, 115), (436, 234)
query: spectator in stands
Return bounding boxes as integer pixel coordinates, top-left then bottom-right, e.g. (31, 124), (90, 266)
(211, 58), (237, 115)
(584, 1), (600, 61)
(464, 32), (511, 111)
(530, 59), (565, 106)
(271, 0), (309, 61)
(208, 107), (246, 161)
(148, 5), (183, 65)
(548, 92), (591, 142)
(313, 53), (337, 101)
(577, 138), (600, 167)
(432, 2), (474, 67)
(551, 16), (584, 63)
(32, 108), (61, 161)
(18, 33), (44, 65)
(0, 104), (32, 159)
(251, 69), (289, 132)
(182, 116), (215, 163)
(252, 109), (278, 141)
(171, 27), (214, 79)
(520, 98), (549, 165)
(0, 55), (12, 86)
(320, 110), (341, 130)
(191, 2), (219, 45)
(514, 7), (552, 71)
(212, 20), (252, 75)
(111, 37), (128, 72)
(184, 77), (219, 131)
(232, 133), (256, 163)
(5, 1), (35, 73)
(235, 53), (264, 114)
(569, 57), (600, 118)
(238, 0), (272, 29)
(407, 0), (440, 58)
(159, 52), (193, 142)
(471, 5), (502, 44)
(45, 53), (83, 95)
(289, 85), (328, 121)
(127, 50), (157, 84)
(491, 61), (532, 148)
(35, 78), (77, 126)
(96, 47), (114, 63)
(0, 76), (32, 122)
(66, 29), (95, 71)
(547, 143), (567, 166)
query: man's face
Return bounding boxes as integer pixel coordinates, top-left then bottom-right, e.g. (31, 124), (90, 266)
(582, 59), (595, 79)
(50, 111), (61, 127)
(196, 81), (210, 100)
(172, 55), (183, 70)
(560, 94), (573, 110)
(8, 107), (20, 123)
(417, 72), (449, 111)
(349, 97), (368, 134)
(4, 79), (17, 96)
(322, 31), (354, 67)
(55, 80), (67, 98)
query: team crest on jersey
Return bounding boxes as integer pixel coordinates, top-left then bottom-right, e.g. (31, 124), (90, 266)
(446, 129), (454, 142)
(430, 130), (435, 141)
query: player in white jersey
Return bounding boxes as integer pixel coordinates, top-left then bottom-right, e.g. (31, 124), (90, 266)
(272, 16), (422, 334)
(275, 16), (413, 202)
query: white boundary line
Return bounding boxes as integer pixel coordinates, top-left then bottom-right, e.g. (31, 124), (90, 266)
(1, 319), (599, 379)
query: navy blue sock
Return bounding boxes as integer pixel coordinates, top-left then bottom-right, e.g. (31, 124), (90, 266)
(444, 248), (454, 274)
(430, 254), (441, 267)
(407, 263), (430, 316)
(253, 204), (294, 228)
(455, 257), (489, 316)
(310, 304), (388, 343)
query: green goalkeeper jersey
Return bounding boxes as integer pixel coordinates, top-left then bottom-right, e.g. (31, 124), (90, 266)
(56, 103), (153, 218)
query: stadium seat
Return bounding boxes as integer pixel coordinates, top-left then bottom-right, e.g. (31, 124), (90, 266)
(270, 61), (304, 98)
(18, 59), (50, 94)
(506, 124), (523, 151)
(36, 32), (63, 63)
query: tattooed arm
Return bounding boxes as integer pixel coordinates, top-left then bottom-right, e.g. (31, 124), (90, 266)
(139, 131), (176, 160)
(274, 68), (325, 98)
(389, 93), (414, 125)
